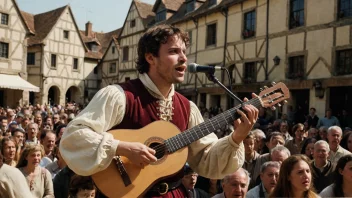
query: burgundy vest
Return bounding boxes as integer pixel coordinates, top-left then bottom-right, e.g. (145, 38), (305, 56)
(112, 79), (190, 131)
(112, 79), (190, 198)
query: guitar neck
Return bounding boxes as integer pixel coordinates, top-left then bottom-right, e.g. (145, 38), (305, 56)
(165, 97), (262, 153)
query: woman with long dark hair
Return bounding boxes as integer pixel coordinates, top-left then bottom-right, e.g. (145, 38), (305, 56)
(0, 137), (19, 166)
(269, 155), (319, 198)
(320, 154), (352, 197)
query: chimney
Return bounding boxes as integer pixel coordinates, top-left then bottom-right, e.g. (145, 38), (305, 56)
(85, 21), (92, 36)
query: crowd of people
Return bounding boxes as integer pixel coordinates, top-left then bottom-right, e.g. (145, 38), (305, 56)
(1, 102), (351, 197)
(0, 103), (97, 198)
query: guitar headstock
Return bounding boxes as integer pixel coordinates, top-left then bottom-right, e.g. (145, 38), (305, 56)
(258, 82), (290, 110)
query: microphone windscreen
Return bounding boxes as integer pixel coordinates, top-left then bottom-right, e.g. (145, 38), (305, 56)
(187, 63), (197, 73)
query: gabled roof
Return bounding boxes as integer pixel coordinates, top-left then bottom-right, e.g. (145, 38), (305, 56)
(167, 0), (244, 25)
(80, 28), (121, 59)
(117, 0), (155, 40)
(21, 5), (87, 52)
(21, 5), (67, 46)
(10, 0), (34, 34)
(99, 36), (120, 66)
(134, 0), (155, 27)
(152, 0), (185, 12)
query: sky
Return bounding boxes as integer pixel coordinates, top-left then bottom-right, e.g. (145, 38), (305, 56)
(17, 0), (156, 33)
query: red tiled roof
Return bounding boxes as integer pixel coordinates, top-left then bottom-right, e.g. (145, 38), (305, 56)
(20, 11), (35, 34)
(80, 28), (121, 59)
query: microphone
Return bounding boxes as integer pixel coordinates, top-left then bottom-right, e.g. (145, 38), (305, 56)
(187, 63), (224, 74)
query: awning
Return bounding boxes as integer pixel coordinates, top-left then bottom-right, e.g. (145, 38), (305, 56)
(0, 74), (40, 92)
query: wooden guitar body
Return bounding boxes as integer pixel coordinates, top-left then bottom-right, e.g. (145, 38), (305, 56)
(92, 121), (189, 198)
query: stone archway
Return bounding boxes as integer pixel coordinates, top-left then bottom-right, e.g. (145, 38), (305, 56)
(48, 86), (60, 106)
(65, 86), (81, 103)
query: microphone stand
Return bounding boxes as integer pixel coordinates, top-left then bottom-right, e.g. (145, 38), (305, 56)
(206, 72), (243, 105)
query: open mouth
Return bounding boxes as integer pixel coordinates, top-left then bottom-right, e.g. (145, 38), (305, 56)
(175, 66), (186, 72)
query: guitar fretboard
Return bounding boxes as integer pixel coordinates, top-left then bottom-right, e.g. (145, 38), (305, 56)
(165, 97), (262, 153)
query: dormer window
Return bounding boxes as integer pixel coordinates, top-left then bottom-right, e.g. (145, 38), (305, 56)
(156, 10), (166, 22)
(186, 0), (195, 13)
(89, 43), (98, 52)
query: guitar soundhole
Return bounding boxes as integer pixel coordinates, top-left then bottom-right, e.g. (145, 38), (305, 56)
(149, 142), (166, 160)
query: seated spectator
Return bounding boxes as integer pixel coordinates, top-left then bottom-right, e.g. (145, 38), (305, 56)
(246, 161), (280, 198)
(251, 129), (266, 154)
(285, 123), (306, 155)
(182, 165), (209, 198)
(16, 144), (54, 198)
(269, 155), (319, 198)
(212, 168), (250, 198)
(300, 138), (317, 160)
(0, 137), (18, 166)
(327, 126), (351, 165)
(0, 152), (33, 198)
(310, 140), (334, 193)
(320, 154), (352, 197)
(68, 175), (96, 198)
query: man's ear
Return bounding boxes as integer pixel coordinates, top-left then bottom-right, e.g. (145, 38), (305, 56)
(145, 53), (155, 66)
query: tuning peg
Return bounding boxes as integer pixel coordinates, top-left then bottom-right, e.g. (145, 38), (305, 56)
(277, 103), (282, 107)
(260, 88), (264, 91)
(264, 86), (269, 89)
(271, 82), (276, 86)
(271, 106), (276, 111)
(283, 100), (288, 103)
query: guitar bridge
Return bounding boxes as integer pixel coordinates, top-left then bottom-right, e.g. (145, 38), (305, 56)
(114, 156), (132, 187)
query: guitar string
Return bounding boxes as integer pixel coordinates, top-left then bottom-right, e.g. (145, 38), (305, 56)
(149, 98), (265, 153)
(149, 98), (263, 153)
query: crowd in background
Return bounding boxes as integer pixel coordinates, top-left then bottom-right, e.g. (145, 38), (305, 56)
(1, 102), (352, 197)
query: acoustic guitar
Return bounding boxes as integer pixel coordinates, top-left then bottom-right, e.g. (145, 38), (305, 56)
(92, 82), (290, 197)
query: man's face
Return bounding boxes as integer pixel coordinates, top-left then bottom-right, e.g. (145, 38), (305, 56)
(222, 171), (248, 198)
(0, 119), (7, 130)
(46, 118), (53, 126)
(310, 109), (315, 115)
(327, 129), (342, 150)
(43, 133), (56, 153)
(267, 136), (285, 150)
(271, 150), (289, 164)
(35, 115), (42, 125)
(280, 123), (288, 133)
(7, 111), (15, 121)
(13, 131), (24, 146)
(313, 143), (329, 162)
(53, 115), (60, 124)
(27, 124), (38, 140)
(308, 128), (317, 138)
(182, 173), (198, 190)
(147, 35), (187, 86)
(326, 110), (332, 118)
(244, 138), (255, 155)
(260, 166), (279, 193)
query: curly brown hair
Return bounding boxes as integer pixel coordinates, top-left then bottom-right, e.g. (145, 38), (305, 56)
(136, 24), (189, 74)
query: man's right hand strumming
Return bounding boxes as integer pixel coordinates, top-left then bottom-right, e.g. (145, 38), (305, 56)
(116, 141), (157, 168)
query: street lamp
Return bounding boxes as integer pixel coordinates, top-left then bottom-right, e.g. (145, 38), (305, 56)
(273, 56), (281, 66)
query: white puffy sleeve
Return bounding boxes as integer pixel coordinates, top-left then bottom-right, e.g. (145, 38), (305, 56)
(186, 101), (245, 179)
(59, 85), (126, 176)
